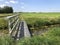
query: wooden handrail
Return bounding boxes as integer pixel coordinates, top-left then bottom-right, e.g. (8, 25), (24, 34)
(5, 14), (31, 40)
(5, 14), (20, 37)
(6, 14), (19, 19)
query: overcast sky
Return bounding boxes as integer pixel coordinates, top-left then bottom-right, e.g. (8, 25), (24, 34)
(0, 0), (60, 12)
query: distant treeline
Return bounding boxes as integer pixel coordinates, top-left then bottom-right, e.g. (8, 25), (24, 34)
(0, 6), (13, 13)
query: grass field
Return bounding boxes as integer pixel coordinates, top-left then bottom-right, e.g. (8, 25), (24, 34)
(0, 12), (60, 45)
(20, 13), (60, 32)
(21, 12), (60, 18)
(0, 13), (14, 17)
(1, 12), (60, 32)
(20, 13), (60, 25)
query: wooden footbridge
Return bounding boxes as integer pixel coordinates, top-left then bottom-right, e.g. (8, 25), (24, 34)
(5, 14), (31, 40)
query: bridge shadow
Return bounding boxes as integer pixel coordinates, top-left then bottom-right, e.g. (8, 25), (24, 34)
(19, 21), (24, 38)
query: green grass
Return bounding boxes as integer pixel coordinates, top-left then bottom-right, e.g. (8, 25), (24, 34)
(17, 27), (60, 45)
(1, 12), (60, 33)
(0, 13), (16, 17)
(21, 13), (60, 19)
(1, 12), (60, 30)
(0, 12), (60, 45)
(0, 18), (8, 29)
(0, 35), (15, 45)
(20, 12), (60, 30)
(0, 27), (60, 45)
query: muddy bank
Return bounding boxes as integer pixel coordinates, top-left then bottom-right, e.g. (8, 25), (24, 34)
(29, 24), (60, 36)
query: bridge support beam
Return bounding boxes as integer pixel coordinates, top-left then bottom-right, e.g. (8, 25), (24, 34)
(23, 21), (31, 37)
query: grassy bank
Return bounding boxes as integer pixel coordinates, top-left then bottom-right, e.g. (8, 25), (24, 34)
(17, 27), (60, 45)
(0, 13), (15, 17)
(0, 27), (60, 45)
(0, 35), (14, 45)
(0, 18), (8, 29)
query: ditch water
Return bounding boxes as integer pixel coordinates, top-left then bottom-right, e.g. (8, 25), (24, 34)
(29, 24), (60, 36)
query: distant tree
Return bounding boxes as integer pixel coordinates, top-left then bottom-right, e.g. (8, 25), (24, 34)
(0, 6), (13, 13)
(0, 8), (3, 13)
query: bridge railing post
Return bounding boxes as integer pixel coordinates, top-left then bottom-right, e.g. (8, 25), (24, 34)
(5, 14), (20, 37)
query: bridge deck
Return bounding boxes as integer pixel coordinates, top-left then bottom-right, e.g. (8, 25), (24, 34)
(15, 20), (31, 40)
